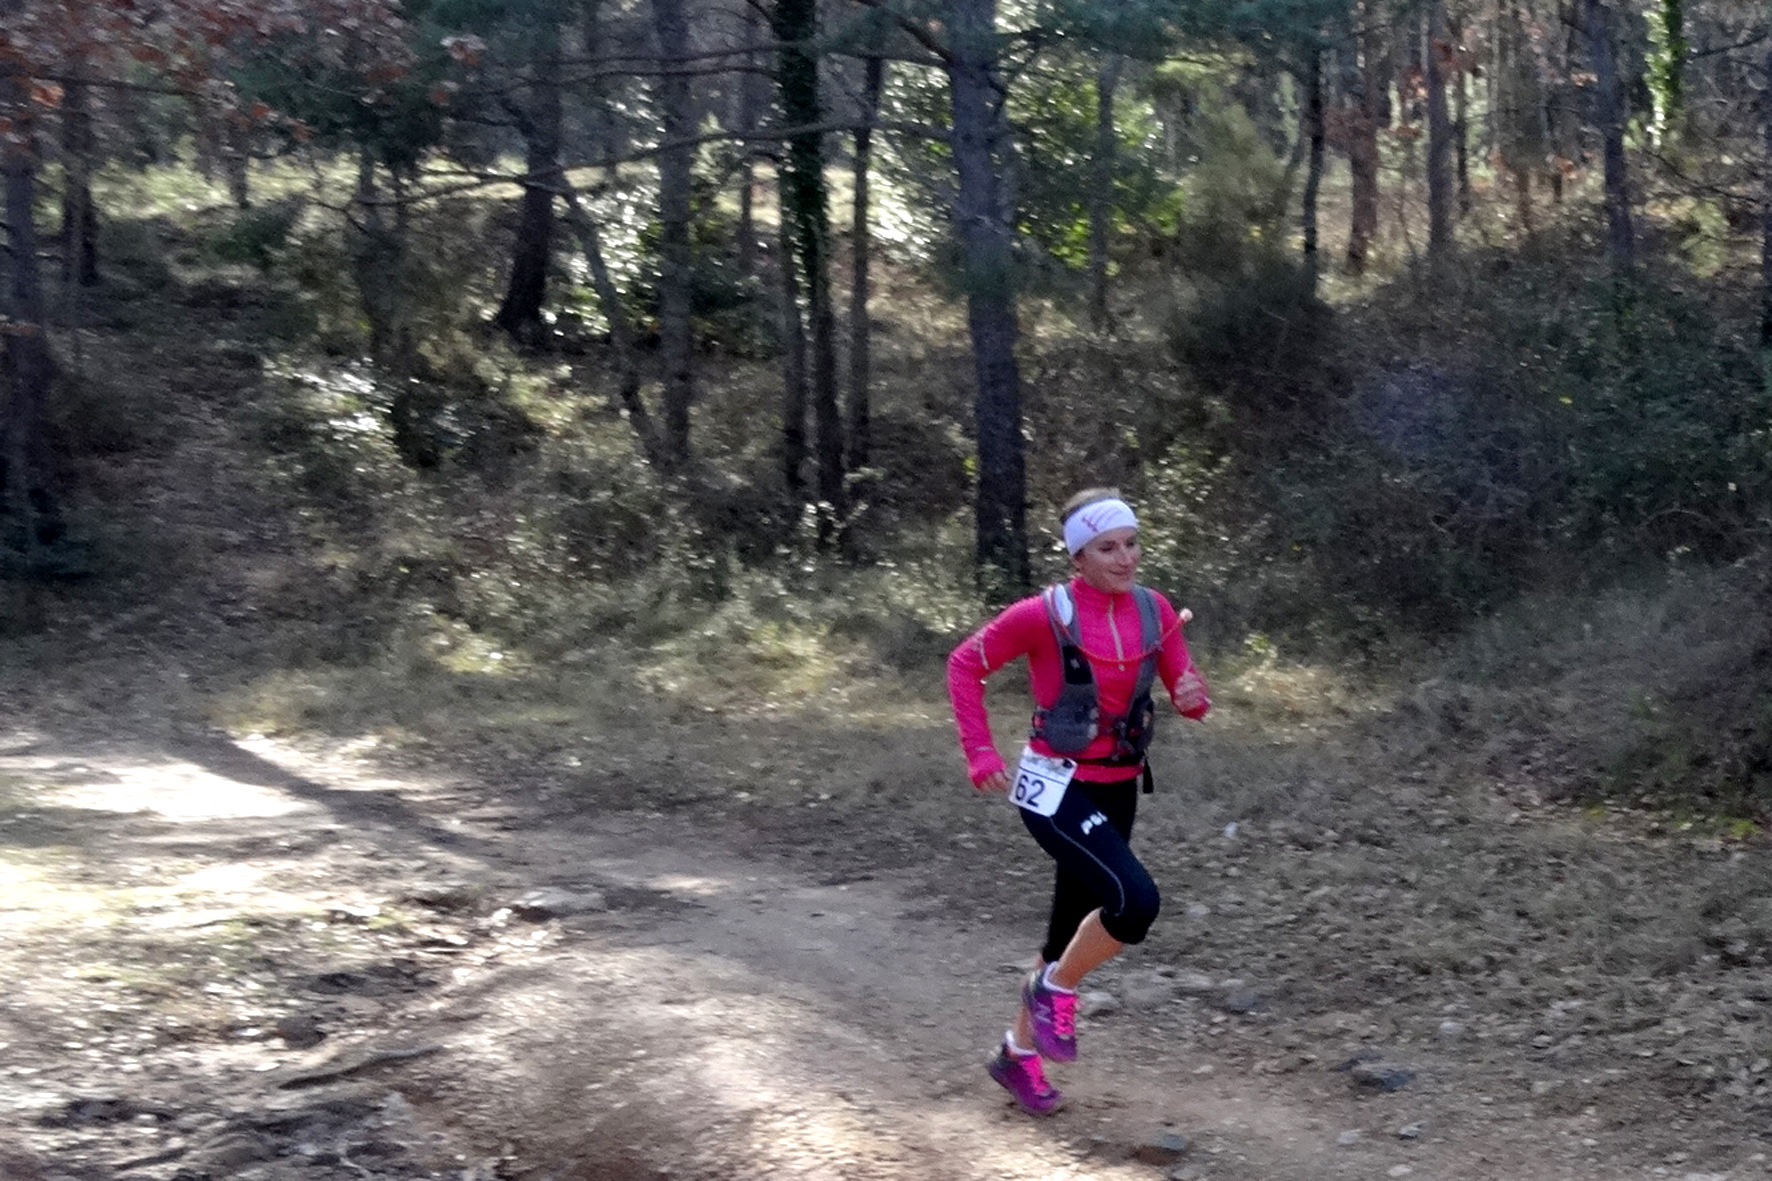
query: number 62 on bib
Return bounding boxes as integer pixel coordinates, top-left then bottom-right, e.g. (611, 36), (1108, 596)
(1010, 745), (1075, 818)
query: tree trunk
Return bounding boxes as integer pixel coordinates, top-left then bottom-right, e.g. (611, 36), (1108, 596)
(1648, 0), (1686, 146)
(1452, 25), (1471, 218)
(0, 1), (59, 560)
(1087, 55), (1122, 334)
(1759, 27), (1772, 349)
(736, 3), (764, 279)
(224, 122), (250, 209)
(1583, 0), (1633, 270)
(652, 0), (697, 466)
(773, 0), (843, 545)
(59, 76), (99, 287)
(1300, 49), (1325, 283)
(945, 0), (1029, 600)
(779, 179), (808, 499)
(1346, 2), (1382, 275)
(848, 52), (885, 474)
(494, 27), (564, 341)
(351, 151), (403, 369)
(1423, 0), (1454, 259)
(559, 185), (668, 471)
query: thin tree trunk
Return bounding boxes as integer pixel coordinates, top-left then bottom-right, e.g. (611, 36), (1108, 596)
(1583, 0), (1633, 270)
(59, 76), (99, 287)
(774, 0), (843, 544)
(0, 0), (59, 558)
(559, 185), (667, 470)
(1087, 55), (1122, 334)
(1424, 0), (1454, 258)
(652, 0), (697, 466)
(1759, 26), (1772, 349)
(1452, 26), (1471, 217)
(779, 178), (807, 499)
(736, 3), (764, 279)
(1649, 0), (1686, 146)
(494, 27), (564, 340)
(1346, 2), (1382, 275)
(946, 0), (1029, 600)
(223, 119), (251, 209)
(351, 151), (402, 370)
(1300, 49), (1325, 283)
(848, 52), (885, 474)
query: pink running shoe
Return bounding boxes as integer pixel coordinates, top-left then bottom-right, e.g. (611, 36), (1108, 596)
(987, 1042), (1063, 1115)
(1022, 968), (1078, 1061)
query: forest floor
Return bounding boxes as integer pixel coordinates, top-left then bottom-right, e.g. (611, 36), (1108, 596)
(5, 231), (1772, 1181)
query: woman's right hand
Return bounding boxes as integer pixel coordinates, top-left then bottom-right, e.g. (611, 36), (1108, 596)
(976, 768), (1011, 794)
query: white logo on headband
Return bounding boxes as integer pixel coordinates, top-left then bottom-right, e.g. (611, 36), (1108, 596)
(1064, 498), (1138, 554)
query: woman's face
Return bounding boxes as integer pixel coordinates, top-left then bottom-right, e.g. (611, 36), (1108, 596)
(1073, 526), (1140, 594)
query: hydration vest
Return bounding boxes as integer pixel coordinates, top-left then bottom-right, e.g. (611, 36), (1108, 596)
(1029, 583), (1162, 770)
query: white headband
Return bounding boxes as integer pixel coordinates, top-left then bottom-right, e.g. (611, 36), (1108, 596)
(1064, 498), (1138, 554)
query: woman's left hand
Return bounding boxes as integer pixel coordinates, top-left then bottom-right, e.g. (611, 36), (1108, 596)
(1172, 669), (1210, 717)
(976, 768), (1011, 794)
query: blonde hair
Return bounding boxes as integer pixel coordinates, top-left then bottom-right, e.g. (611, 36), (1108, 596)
(1059, 487), (1124, 527)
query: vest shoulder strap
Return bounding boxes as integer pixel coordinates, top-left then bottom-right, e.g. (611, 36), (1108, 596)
(1043, 584), (1081, 649)
(1131, 585), (1161, 700)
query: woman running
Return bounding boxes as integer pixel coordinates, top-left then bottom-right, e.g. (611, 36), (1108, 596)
(946, 488), (1211, 1115)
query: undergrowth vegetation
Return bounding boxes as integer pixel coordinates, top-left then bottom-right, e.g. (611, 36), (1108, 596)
(15, 143), (1772, 823)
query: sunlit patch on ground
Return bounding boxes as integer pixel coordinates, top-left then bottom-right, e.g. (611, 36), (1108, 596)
(56, 762), (316, 821)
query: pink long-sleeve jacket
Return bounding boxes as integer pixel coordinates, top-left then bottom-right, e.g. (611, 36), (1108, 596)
(946, 578), (1210, 787)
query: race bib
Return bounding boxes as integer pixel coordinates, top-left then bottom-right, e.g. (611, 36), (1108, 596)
(1010, 745), (1076, 817)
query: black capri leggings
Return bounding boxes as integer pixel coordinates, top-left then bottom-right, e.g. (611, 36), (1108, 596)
(1018, 775), (1159, 963)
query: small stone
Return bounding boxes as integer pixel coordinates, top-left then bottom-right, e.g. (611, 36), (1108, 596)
(1220, 989), (1264, 1015)
(1132, 1132), (1191, 1165)
(510, 887), (607, 919)
(1169, 1166), (1204, 1181)
(1122, 970), (1182, 1010)
(1388, 1166), (1414, 1177)
(1185, 902), (1212, 920)
(275, 1014), (326, 1049)
(1437, 1020), (1466, 1039)
(1174, 971), (1218, 995)
(1397, 1122), (1423, 1140)
(1080, 990), (1119, 1018)
(1331, 1049), (1384, 1072)
(1350, 1063), (1416, 1092)
(1337, 1130), (1362, 1147)
(198, 1131), (276, 1171)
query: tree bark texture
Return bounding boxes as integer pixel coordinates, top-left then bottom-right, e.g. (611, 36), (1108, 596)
(1760, 26), (1772, 349)
(1087, 55), (1122, 334)
(945, 0), (1029, 599)
(0, 0), (59, 557)
(651, 0), (697, 465)
(848, 52), (885, 473)
(59, 76), (99, 287)
(494, 27), (564, 340)
(773, 0), (844, 543)
(1346, 1), (1382, 274)
(1300, 49), (1325, 281)
(1424, 0), (1454, 258)
(560, 186), (668, 471)
(1582, 0), (1634, 270)
(1452, 26), (1471, 218)
(778, 182), (808, 498)
(736, 4), (765, 279)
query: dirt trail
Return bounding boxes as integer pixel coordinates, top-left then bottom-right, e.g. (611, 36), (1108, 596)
(4, 722), (1753, 1181)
